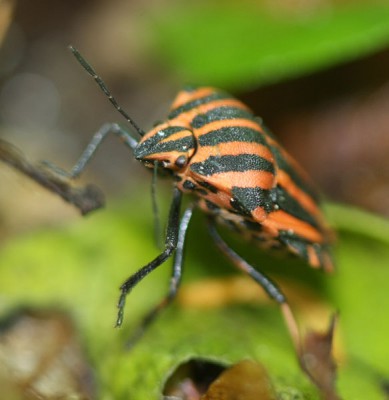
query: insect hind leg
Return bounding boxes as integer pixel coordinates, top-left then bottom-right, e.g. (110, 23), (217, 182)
(207, 220), (302, 355)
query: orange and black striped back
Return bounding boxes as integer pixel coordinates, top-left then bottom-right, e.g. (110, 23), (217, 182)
(136, 86), (333, 272)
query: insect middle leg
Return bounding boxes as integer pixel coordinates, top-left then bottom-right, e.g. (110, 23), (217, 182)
(207, 221), (302, 355)
(126, 203), (195, 347)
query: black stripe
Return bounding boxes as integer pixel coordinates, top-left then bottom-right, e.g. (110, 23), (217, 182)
(137, 126), (188, 151)
(135, 136), (195, 159)
(190, 154), (274, 176)
(156, 126), (188, 138)
(199, 126), (268, 147)
(197, 180), (218, 193)
(152, 136), (195, 154)
(242, 219), (262, 232)
(270, 145), (319, 202)
(191, 107), (254, 129)
(231, 186), (273, 214)
(168, 92), (230, 120)
(183, 180), (196, 190)
(205, 200), (220, 213)
(271, 185), (319, 229)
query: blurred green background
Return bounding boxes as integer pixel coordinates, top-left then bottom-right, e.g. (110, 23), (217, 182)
(0, 0), (388, 399)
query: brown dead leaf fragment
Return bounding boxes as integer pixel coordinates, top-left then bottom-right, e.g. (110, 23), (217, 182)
(0, 139), (105, 215)
(163, 359), (276, 400)
(300, 315), (339, 400)
(202, 359), (276, 400)
(163, 359), (225, 399)
(0, 308), (96, 400)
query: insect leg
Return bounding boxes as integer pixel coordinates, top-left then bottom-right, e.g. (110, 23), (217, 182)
(126, 203), (195, 347)
(207, 221), (302, 355)
(69, 122), (138, 179)
(40, 122), (137, 181)
(116, 187), (183, 327)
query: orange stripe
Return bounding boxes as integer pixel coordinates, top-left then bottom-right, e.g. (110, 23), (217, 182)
(159, 129), (192, 143)
(266, 137), (314, 185)
(141, 122), (171, 142)
(192, 142), (274, 163)
(146, 150), (181, 161)
(202, 191), (233, 210)
(144, 101), (253, 142)
(262, 210), (324, 243)
(252, 206), (267, 222)
(277, 170), (321, 218)
(167, 99), (251, 127)
(195, 98), (251, 115)
(282, 148), (314, 185)
(170, 87), (217, 109)
(306, 245), (321, 268)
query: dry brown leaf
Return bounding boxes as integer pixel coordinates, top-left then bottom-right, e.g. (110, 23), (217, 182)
(300, 315), (339, 400)
(202, 359), (276, 400)
(0, 309), (96, 399)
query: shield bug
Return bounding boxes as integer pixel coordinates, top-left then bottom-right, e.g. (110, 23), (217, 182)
(6, 47), (334, 363)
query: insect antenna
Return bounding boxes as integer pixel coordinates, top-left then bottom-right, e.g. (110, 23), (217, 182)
(69, 46), (145, 137)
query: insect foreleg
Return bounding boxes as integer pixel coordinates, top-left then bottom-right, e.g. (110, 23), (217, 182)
(126, 203), (194, 347)
(39, 123), (138, 182)
(69, 122), (138, 178)
(116, 187), (183, 327)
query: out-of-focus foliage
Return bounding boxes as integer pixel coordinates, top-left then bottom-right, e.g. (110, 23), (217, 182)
(147, 0), (389, 89)
(0, 200), (388, 399)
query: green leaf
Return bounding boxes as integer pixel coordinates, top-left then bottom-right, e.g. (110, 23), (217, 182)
(325, 203), (389, 399)
(145, 1), (389, 89)
(0, 200), (388, 399)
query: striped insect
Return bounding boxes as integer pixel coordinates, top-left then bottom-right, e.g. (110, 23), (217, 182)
(65, 48), (334, 356)
(7, 47), (333, 363)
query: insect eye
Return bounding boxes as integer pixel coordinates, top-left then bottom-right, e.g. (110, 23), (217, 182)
(175, 155), (187, 168)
